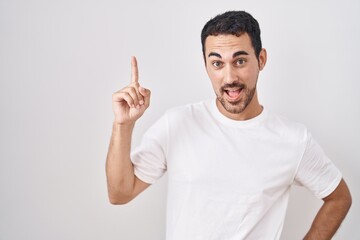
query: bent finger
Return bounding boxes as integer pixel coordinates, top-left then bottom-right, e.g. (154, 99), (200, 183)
(124, 86), (141, 108)
(139, 87), (151, 108)
(138, 86), (150, 97)
(114, 91), (135, 108)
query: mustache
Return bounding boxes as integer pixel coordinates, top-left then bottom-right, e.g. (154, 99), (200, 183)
(220, 82), (246, 93)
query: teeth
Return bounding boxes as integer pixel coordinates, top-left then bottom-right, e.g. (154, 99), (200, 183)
(226, 89), (241, 93)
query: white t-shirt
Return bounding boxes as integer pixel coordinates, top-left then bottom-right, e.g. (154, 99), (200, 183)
(131, 99), (342, 240)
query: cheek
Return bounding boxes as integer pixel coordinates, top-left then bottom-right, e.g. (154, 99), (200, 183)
(208, 72), (222, 90)
(207, 67), (224, 81)
(243, 67), (258, 85)
(207, 68), (221, 85)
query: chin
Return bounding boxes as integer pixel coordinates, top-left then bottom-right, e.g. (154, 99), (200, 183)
(225, 105), (247, 114)
(219, 98), (247, 114)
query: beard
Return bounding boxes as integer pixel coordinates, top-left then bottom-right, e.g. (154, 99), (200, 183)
(216, 82), (256, 114)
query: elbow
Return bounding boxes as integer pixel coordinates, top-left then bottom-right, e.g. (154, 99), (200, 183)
(108, 195), (131, 205)
(106, 179), (135, 205)
(108, 190), (133, 205)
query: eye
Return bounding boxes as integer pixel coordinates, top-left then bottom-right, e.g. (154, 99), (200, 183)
(211, 61), (223, 68)
(235, 59), (246, 65)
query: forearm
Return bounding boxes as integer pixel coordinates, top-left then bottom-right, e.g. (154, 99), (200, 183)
(106, 122), (136, 203)
(304, 180), (352, 240)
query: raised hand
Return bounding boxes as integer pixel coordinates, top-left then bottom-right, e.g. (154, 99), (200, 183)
(112, 56), (151, 125)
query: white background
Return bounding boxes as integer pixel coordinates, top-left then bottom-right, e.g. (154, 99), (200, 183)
(1, 0), (359, 239)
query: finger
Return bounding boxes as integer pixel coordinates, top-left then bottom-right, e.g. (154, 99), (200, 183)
(124, 86), (140, 107)
(138, 86), (149, 97)
(136, 86), (145, 105)
(131, 56), (139, 83)
(130, 83), (144, 106)
(139, 87), (151, 108)
(113, 91), (134, 108)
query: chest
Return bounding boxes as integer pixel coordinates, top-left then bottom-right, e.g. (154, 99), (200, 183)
(166, 125), (303, 193)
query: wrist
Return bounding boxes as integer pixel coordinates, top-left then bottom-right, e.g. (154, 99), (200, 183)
(113, 121), (135, 131)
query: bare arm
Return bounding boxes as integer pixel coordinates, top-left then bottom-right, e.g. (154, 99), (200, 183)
(303, 178), (352, 240)
(106, 56), (151, 205)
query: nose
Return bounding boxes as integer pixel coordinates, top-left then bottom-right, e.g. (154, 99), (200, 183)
(223, 65), (238, 84)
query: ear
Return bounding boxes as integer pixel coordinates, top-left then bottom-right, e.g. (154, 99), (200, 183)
(258, 48), (267, 70)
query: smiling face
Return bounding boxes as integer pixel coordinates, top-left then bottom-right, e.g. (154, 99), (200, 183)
(205, 33), (267, 120)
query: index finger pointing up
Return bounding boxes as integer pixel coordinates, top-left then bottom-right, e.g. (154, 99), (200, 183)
(131, 56), (139, 83)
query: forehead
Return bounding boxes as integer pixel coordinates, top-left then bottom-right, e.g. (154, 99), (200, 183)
(205, 33), (255, 56)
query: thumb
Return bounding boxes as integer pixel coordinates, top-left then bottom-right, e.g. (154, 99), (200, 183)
(139, 86), (151, 107)
(138, 86), (150, 97)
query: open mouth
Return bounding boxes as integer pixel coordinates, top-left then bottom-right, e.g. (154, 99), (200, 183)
(224, 88), (243, 101)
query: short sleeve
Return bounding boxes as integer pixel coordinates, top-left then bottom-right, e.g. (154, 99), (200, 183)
(294, 131), (342, 199)
(131, 114), (168, 184)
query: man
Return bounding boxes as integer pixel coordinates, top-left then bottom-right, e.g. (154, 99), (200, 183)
(106, 11), (351, 239)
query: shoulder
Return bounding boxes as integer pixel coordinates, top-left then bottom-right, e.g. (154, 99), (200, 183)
(164, 100), (211, 119)
(146, 100), (210, 133)
(266, 110), (306, 129)
(264, 109), (309, 142)
(160, 100), (213, 130)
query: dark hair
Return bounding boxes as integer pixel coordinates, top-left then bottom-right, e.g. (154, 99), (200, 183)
(201, 11), (262, 60)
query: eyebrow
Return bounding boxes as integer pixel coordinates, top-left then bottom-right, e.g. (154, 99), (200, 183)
(208, 50), (249, 59)
(233, 50), (249, 58)
(208, 52), (222, 58)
